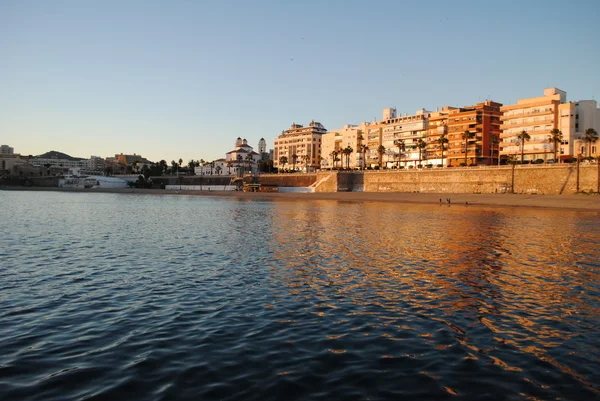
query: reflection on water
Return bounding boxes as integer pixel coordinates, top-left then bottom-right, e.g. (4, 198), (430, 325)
(0, 192), (599, 401)
(268, 201), (600, 399)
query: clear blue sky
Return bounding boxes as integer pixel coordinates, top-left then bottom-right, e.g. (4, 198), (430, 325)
(1, 0), (599, 163)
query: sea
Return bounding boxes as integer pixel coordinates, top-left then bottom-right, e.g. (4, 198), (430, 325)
(0, 190), (599, 401)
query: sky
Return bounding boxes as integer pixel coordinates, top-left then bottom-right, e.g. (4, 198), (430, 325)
(1, 0), (599, 163)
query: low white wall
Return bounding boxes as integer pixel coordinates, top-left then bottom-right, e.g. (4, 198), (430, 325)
(278, 187), (315, 193)
(165, 185), (236, 191)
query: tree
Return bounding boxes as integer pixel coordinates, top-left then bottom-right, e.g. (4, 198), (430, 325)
(171, 160), (178, 175)
(329, 150), (339, 169)
(343, 146), (353, 169)
(237, 155), (243, 174)
(583, 128), (599, 158)
(489, 135), (499, 166)
(436, 134), (449, 167)
(416, 138), (427, 166)
(377, 145), (386, 168)
(462, 130), (475, 166)
(178, 158), (183, 167)
(291, 153), (298, 172)
(357, 143), (368, 170)
(279, 156), (288, 172)
(517, 130), (531, 164)
(245, 154), (254, 174)
(301, 154), (309, 172)
(548, 129), (563, 163)
(141, 164), (150, 179)
(215, 165), (222, 175)
(394, 139), (405, 168)
(227, 161), (233, 174)
(209, 161), (215, 175)
(159, 160), (168, 174)
(187, 159), (196, 169)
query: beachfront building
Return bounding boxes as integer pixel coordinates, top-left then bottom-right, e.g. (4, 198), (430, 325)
(1, 145), (14, 155)
(500, 88), (565, 163)
(273, 121), (326, 172)
(320, 124), (363, 169)
(381, 108), (432, 168)
(445, 101), (503, 166)
(559, 100), (600, 159)
(425, 106), (458, 166)
(358, 108), (432, 168)
(359, 120), (383, 168)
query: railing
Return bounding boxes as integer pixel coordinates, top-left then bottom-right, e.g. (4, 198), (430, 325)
(317, 163), (586, 173)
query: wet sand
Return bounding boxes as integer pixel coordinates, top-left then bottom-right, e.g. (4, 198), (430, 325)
(3, 186), (600, 212)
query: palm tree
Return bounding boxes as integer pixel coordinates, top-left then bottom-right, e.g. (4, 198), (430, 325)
(236, 154), (243, 174)
(215, 165), (222, 175)
(436, 134), (449, 167)
(209, 161), (215, 175)
(377, 145), (386, 168)
(416, 138), (427, 166)
(341, 146), (352, 169)
(330, 150), (339, 169)
(171, 160), (178, 175)
(245, 154), (254, 173)
(301, 154), (309, 172)
(394, 139), (405, 168)
(227, 161), (233, 175)
(291, 154), (298, 172)
(187, 159), (196, 169)
(359, 144), (369, 169)
(279, 156), (288, 172)
(178, 158), (183, 167)
(462, 130), (475, 166)
(548, 129), (563, 163)
(489, 135), (499, 166)
(517, 130), (531, 164)
(583, 128), (599, 158)
(159, 160), (168, 174)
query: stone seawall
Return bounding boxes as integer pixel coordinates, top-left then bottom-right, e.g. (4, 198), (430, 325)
(324, 164), (599, 194)
(258, 174), (317, 187)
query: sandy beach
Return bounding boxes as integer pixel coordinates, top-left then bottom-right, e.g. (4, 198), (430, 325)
(3, 186), (600, 212)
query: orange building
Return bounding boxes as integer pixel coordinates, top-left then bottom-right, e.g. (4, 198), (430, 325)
(445, 101), (502, 166)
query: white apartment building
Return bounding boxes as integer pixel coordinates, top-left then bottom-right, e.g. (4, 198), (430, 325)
(31, 156), (105, 172)
(560, 100), (600, 158)
(320, 124), (363, 169)
(381, 108), (431, 167)
(359, 108), (431, 168)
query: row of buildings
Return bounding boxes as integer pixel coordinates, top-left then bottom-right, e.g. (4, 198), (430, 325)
(0, 150), (154, 178)
(272, 88), (600, 171)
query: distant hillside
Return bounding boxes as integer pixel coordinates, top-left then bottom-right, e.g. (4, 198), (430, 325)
(36, 150), (84, 161)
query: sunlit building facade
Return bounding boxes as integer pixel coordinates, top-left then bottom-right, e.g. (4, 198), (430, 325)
(500, 88), (565, 162)
(446, 101), (502, 166)
(320, 124), (363, 169)
(273, 121), (326, 171)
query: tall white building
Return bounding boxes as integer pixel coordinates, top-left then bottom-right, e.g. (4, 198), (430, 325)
(560, 100), (600, 158)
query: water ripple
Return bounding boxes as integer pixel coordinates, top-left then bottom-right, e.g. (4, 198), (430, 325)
(0, 192), (598, 400)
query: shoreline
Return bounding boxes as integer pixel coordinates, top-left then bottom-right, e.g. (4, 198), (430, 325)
(3, 186), (600, 212)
